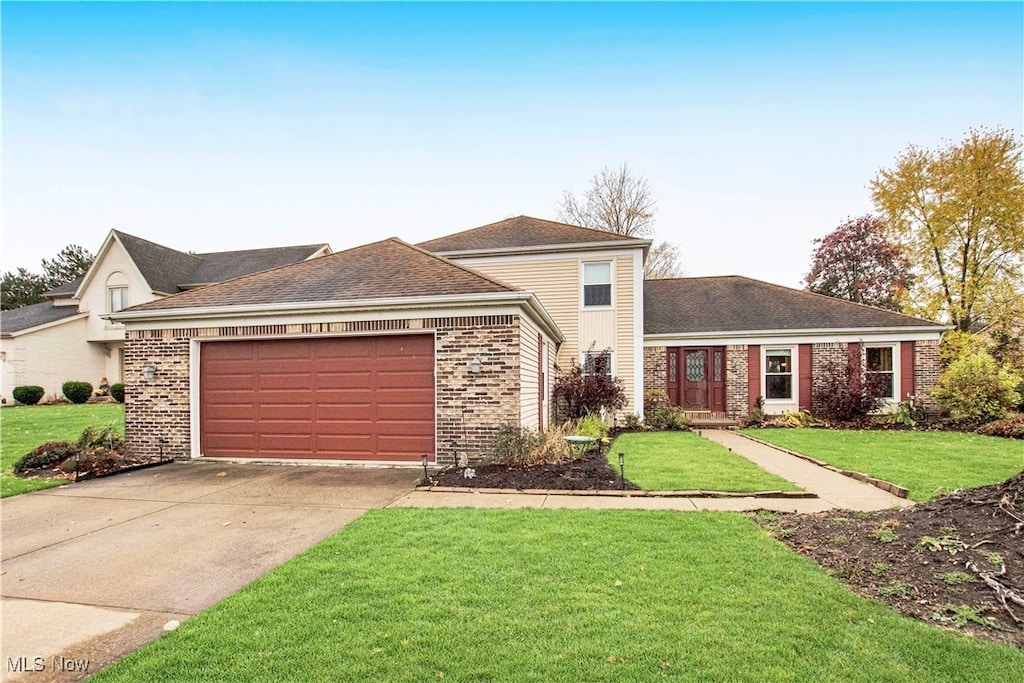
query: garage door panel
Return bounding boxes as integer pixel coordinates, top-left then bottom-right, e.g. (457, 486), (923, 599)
(201, 335), (435, 460)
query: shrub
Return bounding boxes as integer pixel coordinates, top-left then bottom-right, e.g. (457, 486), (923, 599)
(110, 383), (125, 403)
(743, 396), (766, 427)
(930, 351), (1022, 424)
(12, 385), (45, 405)
(13, 441), (78, 474)
(812, 358), (887, 422)
(976, 413), (1024, 439)
(552, 360), (627, 421)
(77, 425), (125, 451)
(647, 405), (691, 431)
(622, 413), (645, 431)
(765, 411), (820, 428)
(643, 389), (669, 419)
(573, 412), (609, 439)
(491, 422), (571, 467)
(60, 447), (119, 475)
(1017, 380), (1024, 411)
(62, 381), (93, 404)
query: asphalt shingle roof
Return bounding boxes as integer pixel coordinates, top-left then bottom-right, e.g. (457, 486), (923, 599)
(123, 238), (518, 313)
(417, 215), (643, 253)
(113, 231), (327, 294)
(644, 276), (943, 335)
(1, 301), (83, 336)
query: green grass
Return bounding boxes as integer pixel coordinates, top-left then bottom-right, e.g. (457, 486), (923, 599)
(609, 431), (801, 492)
(0, 403), (125, 497)
(741, 428), (1024, 501)
(95, 509), (1022, 682)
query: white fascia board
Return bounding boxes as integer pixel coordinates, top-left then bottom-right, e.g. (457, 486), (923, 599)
(445, 243), (650, 265)
(73, 230), (120, 299)
(2, 312), (88, 338)
(644, 327), (948, 347)
(108, 292), (565, 343)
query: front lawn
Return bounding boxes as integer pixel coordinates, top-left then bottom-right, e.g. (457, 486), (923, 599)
(741, 428), (1024, 501)
(0, 403), (125, 497)
(609, 431), (801, 492)
(95, 509), (1021, 682)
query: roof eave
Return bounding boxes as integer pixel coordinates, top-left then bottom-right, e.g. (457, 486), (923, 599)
(105, 291), (565, 343)
(1, 311), (89, 338)
(644, 324), (952, 341)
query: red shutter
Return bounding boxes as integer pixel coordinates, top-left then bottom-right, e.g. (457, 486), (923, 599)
(848, 342), (862, 394)
(747, 345), (761, 409)
(900, 341), (915, 400)
(799, 344), (813, 411)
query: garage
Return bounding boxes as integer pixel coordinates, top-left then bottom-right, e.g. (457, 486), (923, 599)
(199, 334), (435, 461)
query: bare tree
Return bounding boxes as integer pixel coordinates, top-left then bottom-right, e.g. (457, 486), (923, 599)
(558, 163), (683, 278)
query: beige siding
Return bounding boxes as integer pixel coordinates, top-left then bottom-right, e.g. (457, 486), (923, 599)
(1, 318), (108, 402)
(80, 238), (160, 342)
(519, 316), (540, 430)
(455, 250), (640, 420)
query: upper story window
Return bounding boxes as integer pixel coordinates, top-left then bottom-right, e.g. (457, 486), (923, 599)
(582, 262), (612, 307)
(108, 287), (128, 312)
(764, 348), (793, 400)
(866, 346), (895, 399)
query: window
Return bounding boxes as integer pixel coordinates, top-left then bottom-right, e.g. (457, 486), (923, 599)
(764, 349), (793, 400)
(108, 286), (128, 313)
(866, 346), (895, 399)
(583, 350), (612, 378)
(583, 262), (611, 307)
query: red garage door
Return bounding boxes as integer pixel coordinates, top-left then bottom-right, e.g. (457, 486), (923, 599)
(200, 335), (434, 461)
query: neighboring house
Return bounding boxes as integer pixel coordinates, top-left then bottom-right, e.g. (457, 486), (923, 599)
(107, 216), (947, 466)
(0, 230), (329, 403)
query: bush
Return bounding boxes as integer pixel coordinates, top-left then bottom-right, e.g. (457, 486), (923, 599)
(930, 351), (1022, 424)
(647, 405), (691, 431)
(552, 360), (627, 421)
(765, 411), (820, 428)
(812, 358), (887, 422)
(13, 441), (78, 474)
(491, 423), (571, 467)
(77, 425), (125, 451)
(110, 383), (125, 403)
(12, 385), (45, 405)
(643, 389), (669, 419)
(59, 447), (119, 475)
(622, 413), (645, 431)
(976, 414), (1024, 439)
(573, 412), (609, 439)
(62, 381), (93, 404)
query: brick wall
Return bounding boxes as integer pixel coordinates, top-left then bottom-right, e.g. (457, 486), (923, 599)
(811, 342), (848, 415)
(435, 320), (521, 465)
(914, 339), (942, 414)
(125, 316), (525, 466)
(642, 346), (667, 417)
(725, 345), (748, 418)
(124, 332), (191, 460)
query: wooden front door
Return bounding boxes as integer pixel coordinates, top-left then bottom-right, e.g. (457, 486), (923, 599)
(666, 347), (726, 413)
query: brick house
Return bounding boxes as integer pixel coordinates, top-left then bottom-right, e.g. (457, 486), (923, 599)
(109, 216), (946, 465)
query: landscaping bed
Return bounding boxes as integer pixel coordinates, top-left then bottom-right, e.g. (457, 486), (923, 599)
(758, 469), (1024, 648)
(431, 450), (637, 490)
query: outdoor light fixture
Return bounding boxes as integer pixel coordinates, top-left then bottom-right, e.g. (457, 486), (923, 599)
(618, 452), (625, 490)
(142, 364), (156, 381)
(470, 356), (482, 374)
(421, 453), (429, 482)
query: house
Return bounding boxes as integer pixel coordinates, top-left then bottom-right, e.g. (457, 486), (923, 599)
(0, 230), (330, 403)
(107, 216), (947, 466)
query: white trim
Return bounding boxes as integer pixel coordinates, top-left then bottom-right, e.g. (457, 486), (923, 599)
(190, 339), (202, 458)
(762, 345), (798, 406)
(864, 342), (900, 402)
(632, 249), (644, 413)
(645, 329), (945, 346)
(580, 260), (614, 310)
(1, 311), (88, 338)
(453, 246), (648, 267)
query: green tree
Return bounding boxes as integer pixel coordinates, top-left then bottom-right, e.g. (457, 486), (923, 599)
(871, 127), (1024, 331)
(1, 244), (95, 310)
(1, 268), (48, 310)
(558, 163), (683, 279)
(41, 244), (94, 289)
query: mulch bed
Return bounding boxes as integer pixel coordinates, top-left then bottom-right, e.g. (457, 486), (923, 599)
(431, 451), (638, 491)
(756, 470), (1024, 648)
(16, 453), (171, 482)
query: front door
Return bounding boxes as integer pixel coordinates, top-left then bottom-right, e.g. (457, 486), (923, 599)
(682, 349), (709, 410)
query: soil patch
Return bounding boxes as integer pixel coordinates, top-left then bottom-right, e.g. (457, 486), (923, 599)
(756, 470), (1024, 648)
(431, 451), (638, 491)
(17, 453), (170, 482)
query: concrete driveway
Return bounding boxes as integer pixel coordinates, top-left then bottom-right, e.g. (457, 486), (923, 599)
(1, 461), (416, 682)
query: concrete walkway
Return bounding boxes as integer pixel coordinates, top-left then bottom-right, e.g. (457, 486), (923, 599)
(392, 429), (910, 513)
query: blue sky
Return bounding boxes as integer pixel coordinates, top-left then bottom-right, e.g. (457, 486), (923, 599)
(3, 2), (1021, 287)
